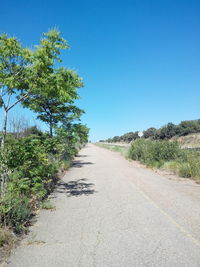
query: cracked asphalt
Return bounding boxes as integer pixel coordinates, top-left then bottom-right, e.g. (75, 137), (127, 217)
(4, 144), (200, 266)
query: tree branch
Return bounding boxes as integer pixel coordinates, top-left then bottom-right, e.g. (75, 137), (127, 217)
(7, 93), (29, 112)
(6, 93), (12, 109)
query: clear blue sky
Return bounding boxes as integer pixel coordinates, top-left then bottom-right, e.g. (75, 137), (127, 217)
(0, 0), (200, 141)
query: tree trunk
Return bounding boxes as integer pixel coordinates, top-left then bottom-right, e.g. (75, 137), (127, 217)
(0, 109), (9, 197)
(50, 116), (53, 137)
(1, 109), (8, 149)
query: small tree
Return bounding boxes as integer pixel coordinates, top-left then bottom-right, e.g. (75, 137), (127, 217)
(73, 124), (89, 144)
(22, 68), (84, 136)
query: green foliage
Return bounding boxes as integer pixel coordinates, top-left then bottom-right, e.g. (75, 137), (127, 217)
(0, 34), (31, 94)
(0, 193), (32, 233)
(4, 136), (57, 198)
(143, 127), (157, 139)
(155, 123), (178, 140)
(23, 126), (43, 137)
(21, 30), (84, 137)
(176, 120), (200, 136)
(178, 163), (192, 178)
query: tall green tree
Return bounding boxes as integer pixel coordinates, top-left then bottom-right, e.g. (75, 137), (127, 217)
(22, 68), (84, 136)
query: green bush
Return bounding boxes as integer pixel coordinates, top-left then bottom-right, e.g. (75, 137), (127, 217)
(0, 193), (32, 233)
(0, 130), (85, 236)
(3, 136), (57, 198)
(0, 135), (69, 233)
(178, 163), (191, 178)
(181, 151), (200, 178)
(128, 139), (180, 166)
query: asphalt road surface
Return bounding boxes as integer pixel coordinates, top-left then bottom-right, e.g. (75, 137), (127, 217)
(4, 144), (200, 267)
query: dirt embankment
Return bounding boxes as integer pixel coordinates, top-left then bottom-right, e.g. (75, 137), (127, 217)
(172, 133), (200, 148)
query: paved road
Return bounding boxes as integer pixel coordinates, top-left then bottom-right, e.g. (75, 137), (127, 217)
(4, 144), (200, 266)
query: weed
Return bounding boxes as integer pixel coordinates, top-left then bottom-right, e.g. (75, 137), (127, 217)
(40, 200), (55, 210)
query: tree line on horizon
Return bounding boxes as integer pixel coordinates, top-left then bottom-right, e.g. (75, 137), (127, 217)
(101, 119), (200, 143)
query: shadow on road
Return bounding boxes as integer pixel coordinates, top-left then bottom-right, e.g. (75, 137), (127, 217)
(75, 154), (88, 158)
(56, 178), (96, 197)
(72, 160), (94, 168)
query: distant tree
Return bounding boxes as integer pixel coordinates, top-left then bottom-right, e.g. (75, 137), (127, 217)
(177, 120), (200, 136)
(112, 136), (121, 142)
(23, 126), (43, 137)
(143, 127), (157, 139)
(121, 132), (139, 143)
(155, 123), (177, 140)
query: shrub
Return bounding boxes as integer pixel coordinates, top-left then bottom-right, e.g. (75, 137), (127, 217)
(128, 139), (180, 166)
(0, 193), (32, 233)
(0, 130), (84, 237)
(0, 136), (57, 233)
(4, 136), (57, 198)
(178, 163), (191, 178)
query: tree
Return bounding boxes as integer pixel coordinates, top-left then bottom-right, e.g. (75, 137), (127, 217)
(143, 127), (157, 139)
(22, 68), (84, 136)
(112, 136), (121, 142)
(177, 120), (200, 136)
(121, 131), (139, 143)
(156, 123), (177, 140)
(0, 28), (69, 147)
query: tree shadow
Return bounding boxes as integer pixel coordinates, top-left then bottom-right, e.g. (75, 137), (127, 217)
(72, 160), (94, 168)
(56, 178), (96, 197)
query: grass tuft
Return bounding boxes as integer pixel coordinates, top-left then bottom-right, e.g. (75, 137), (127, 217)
(0, 227), (15, 247)
(40, 200), (55, 210)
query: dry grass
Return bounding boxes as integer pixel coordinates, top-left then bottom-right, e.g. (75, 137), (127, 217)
(0, 227), (16, 264)
(172, 133), (200, 148)
(0, 228), (15, 247)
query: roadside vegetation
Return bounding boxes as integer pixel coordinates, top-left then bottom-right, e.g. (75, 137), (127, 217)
(97, 139), (200, 181)
(0, 28), (89, 250)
